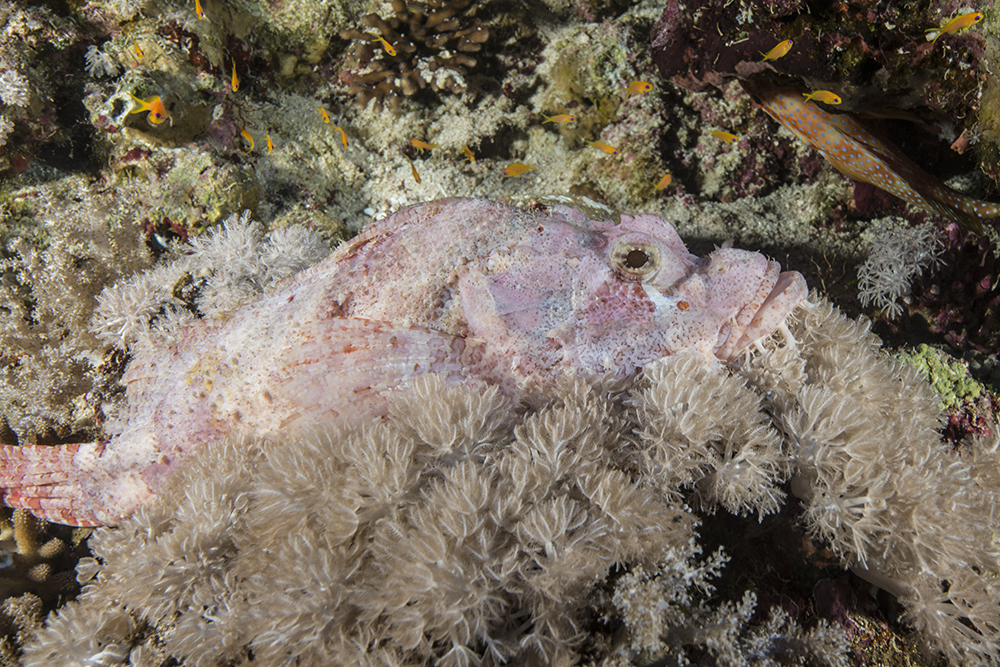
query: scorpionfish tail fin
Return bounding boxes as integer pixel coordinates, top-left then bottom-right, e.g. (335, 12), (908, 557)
(0, 443), (107, 527)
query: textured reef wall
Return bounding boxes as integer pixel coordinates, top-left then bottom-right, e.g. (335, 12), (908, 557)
(1, 0), (999, 664)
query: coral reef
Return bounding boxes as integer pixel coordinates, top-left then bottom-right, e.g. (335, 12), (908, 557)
(0, 509), (83, 602)
(0, 178), (153, 445)
(0, 0), (998, 662)
(650, 0), (986, 121)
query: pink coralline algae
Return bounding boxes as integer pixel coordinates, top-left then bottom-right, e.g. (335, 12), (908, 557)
(0, 198), (806, 527)
(909, 222), (1000, 353)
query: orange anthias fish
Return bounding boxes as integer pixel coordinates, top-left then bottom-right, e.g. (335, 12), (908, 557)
(369, 33), (396, 56)
(462, 145), (475, 162)
(409, 139), (438, 151)
(127, 92), (170, 125)
(741, 77), (998, 232)
(654, 173), (672, 190)
(802, 90), (842, 105)
(318, 107), (331, 123)
(622, 81), (653, 98)
(333, 125), (348, 147)
(927, 11), (984, 43)
(761, 39), (793, 61)
(710, 130), (740, 143)
(240, 127), (254, 151)
(405, 155), (421, 183)
(194, 0), (206, 19)
(588, 140), (618, 154)
(266, 132), (274, 153)
(542, 114), (576, 124)
(502, 162), (535, 177)
(231, 59), (239, 92)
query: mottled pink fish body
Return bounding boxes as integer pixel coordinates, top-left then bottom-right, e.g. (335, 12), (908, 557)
(0, 198), (806, 526)
(742, 78), (998, 232)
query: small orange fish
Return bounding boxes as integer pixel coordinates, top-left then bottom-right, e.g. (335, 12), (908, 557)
(405, 155), (421, 184)
(654, 173), (672, 190)
(927, 11), (983, 42)
(502, 162), (535, 177)
(318, 107), (331, 123)
(231, 59), (239, 92)
(409, 139), (438, 151)
(127, 92), (170, 125)
(710, 130), (740, 144)
(266, 132), (274, 153)
(194, 0), (206, 19)
(332, 125), (348, 148)
(132, 37), (144, 60)
(462, 145), (475, 162)
(802, 90), (842, 105)
(240, 127), (254, 151)
(761, 39), (793, 61)
(622, 81), (653, 98)
(543, 113), (576, 124)
(588, 140), (618, 155)
(369, 33), (396, 56)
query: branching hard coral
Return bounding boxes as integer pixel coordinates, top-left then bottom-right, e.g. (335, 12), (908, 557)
(339, 0), (489, 112)
(857, 219), (942, 319)
(0, 115), (12, 146)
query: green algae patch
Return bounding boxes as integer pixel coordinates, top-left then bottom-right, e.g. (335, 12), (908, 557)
(896, 344), (982, 411)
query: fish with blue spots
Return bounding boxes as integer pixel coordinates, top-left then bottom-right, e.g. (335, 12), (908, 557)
(740, 77), (998, 233)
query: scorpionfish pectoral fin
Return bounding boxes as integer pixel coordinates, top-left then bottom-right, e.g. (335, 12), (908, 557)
(0, 443), (109, 526)
(268, 317), (502, 431)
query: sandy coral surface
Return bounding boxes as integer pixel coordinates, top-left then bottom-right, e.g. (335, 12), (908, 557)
(0, 0), (999, 664)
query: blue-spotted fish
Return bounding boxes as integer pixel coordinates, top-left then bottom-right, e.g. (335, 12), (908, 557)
(741, 77), (998, 233)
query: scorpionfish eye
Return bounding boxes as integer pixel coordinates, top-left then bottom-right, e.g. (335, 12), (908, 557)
(611, 237), (660, 279)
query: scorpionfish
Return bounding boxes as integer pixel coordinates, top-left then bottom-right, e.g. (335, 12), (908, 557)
(0, 198), (807, 526)
(741, 77), (999, 233)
